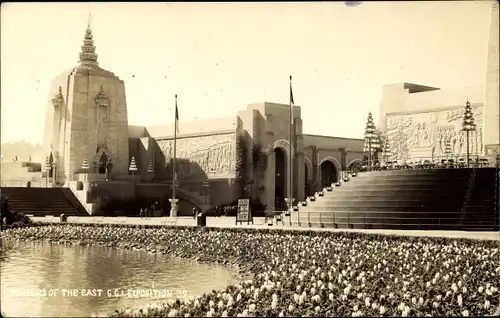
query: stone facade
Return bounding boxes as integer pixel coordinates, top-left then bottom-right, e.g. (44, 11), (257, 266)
(127, 102), (364, 210)
(39, 23), (365, 212)
(43, 25), (129, 182)
(380, 3), (499, 162)
(379, 83), (492, 162)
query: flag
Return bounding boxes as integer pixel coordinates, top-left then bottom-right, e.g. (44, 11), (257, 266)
(175, 94), (180, 134)
(290, 76), (294, 106)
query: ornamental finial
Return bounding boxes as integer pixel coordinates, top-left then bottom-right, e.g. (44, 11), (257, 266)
(79, 16), (98, 66)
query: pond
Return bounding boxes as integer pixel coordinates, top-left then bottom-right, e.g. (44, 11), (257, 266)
(0, 241), (239, 317)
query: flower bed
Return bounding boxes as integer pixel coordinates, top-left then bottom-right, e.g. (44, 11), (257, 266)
(2, 223), (500, 317)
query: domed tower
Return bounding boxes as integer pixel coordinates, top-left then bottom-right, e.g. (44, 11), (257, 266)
(42, 21), (129, 183)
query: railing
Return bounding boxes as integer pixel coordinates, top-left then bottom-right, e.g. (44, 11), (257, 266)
(265, 210), (290, 225)
(350, 155), (491, 173)
(460, 164), (478, 228)
(0, 179), (54, 188)
(296, 210), (498, 231)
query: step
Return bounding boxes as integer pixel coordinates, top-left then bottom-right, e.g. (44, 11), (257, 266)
(303, 206), (462, 212)
(329, 190), (467, 196)
(323, 193), (466, 199)
(351, 176), (470, 182)
(304, 200), (462, 208)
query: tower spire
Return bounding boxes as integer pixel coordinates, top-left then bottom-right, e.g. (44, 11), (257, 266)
(79, 15), (98, 66)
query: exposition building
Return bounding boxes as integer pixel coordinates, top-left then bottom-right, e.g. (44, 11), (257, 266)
(4, 23), (364, 215)
(2, 2), (497, 216)
(379, 3), (499, 164)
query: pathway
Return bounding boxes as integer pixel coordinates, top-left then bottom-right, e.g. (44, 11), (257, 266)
(30, 216), (500, 241)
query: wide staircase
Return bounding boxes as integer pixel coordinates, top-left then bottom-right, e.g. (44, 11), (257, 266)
(295, 168), (498, 231)
(1, 187), (89, 217)
(462, 168), (499, 231)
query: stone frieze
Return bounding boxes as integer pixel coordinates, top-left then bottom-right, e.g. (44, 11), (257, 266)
(386, 106), (483, 161)
(157, 133), (236, 179)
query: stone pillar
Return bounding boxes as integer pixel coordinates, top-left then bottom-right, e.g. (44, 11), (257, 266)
(297, 152), (305, 201)
(484, 2), (499, 154)
(265, 151), (276, 212)
(315, 149), (321, 190)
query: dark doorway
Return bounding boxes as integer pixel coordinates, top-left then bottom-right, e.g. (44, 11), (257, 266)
(304, 163), (311, 196)
(98, 153), (108, 174)
(274, 147), (286, 211)
(320, 160), (338, 188)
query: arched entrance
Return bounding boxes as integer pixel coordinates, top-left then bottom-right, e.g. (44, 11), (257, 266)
(274, 147), (286, 211)
(320, 160), (338, 188)
(98, 152), (108, 174)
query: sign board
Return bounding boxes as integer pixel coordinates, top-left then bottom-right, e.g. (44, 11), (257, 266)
(236, 199), (253, 225)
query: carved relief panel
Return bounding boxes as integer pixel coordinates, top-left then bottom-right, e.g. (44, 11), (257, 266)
(157, 133), (237, 179)
(386, 105), (484, 161)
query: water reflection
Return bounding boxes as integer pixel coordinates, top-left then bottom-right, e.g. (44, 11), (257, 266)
(1, 241), (239, 317)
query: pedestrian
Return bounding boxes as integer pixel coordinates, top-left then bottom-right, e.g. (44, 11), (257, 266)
(139, 208), (144, 219)
(192, 207), (197, 219)
(150, 202), (156, 217)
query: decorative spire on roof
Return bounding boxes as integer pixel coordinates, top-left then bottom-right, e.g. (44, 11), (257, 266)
(51, 86), (64, 107)
(79, 13), (99, 66)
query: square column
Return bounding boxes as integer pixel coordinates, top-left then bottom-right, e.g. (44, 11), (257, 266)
(265, 151), (276, 212)
(297, 152), (305, 201)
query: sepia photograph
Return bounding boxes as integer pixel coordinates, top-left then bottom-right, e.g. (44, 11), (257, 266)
(1, 1), (499, 317)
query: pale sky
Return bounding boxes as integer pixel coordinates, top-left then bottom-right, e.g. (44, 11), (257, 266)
(0, 1), (493, 144)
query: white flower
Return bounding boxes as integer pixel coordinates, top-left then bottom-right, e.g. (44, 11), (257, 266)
(248, 304), (256, 313)
(462, 287), (467, 294)
(379, 306), (387, 315)
(271, 300), (277, 310)
(485, 300), (491, 309)
(433, 302), (439, 308)
(426, 282), (431, 288)
(365, 298), (371, 308)
(329, 293), (334, 302)
(457, 295), (463, 307)
(412, 297), (417, 305)
(478, 286), (484, 293)
(462, 310), (469, 317)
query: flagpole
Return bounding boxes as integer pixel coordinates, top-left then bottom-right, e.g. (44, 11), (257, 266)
(289, 75), (294, 226)
(170, 94), (179, 217)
